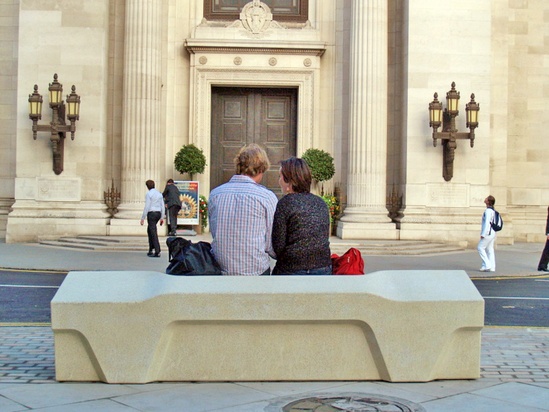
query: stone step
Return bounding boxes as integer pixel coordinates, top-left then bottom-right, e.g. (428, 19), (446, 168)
(330, 244), (464, 256)
(39, 236), (159, 251)
(329, 240), (465, 256)
(39, 236), (466, 255)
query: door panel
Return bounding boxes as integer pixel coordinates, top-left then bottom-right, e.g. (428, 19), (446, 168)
(211, 87), (297, 197)
(211, 91), (248, 189)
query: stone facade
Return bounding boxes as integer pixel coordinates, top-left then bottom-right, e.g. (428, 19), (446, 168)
(0, 0), (547, 245)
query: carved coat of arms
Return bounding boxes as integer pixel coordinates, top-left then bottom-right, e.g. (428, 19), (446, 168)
(240, 0), (273, 34)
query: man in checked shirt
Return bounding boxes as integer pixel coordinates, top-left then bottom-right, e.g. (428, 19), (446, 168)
(209, 144), (278, 276)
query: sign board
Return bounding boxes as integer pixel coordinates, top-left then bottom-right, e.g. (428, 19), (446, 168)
(174, 181), (199, 225)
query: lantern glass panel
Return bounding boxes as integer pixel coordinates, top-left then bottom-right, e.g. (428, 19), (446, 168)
(49, 89), (62, 104)
(430, 108), (442, 123)
(29, 100), (42, 117)
(447, 96), (458, 112)
(469, 109), (478, 124)
(67, 101), (80, 117)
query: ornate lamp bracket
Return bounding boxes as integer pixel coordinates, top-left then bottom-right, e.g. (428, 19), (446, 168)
(28, 74), (81, 175)
(428, 82), (479, 181)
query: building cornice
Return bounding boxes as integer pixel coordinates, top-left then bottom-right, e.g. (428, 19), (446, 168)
(185, 39), (326, 56)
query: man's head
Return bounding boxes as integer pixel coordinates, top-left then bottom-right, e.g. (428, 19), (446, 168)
(166, 178), (174, 185)
(234, 144), (270, 178)
(146, 180), (155, 190)
(485, 195), (495, 207)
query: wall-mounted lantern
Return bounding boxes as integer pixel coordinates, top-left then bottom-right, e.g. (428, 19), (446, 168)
(28, 73), (81, 175)
(428, 82), (479, 181)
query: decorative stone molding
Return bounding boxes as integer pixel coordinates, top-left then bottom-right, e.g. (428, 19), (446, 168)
(185, 40), (325, 57)
(194, 1), (316, 42)
(198, 0), (306, 32)
(240, 0), (274, 34)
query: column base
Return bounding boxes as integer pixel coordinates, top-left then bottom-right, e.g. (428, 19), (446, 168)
(0, 198), (12, 240)
(6, 200), (110, 243)
(114, 202), (145, 220)
(336, 221), (399, 240)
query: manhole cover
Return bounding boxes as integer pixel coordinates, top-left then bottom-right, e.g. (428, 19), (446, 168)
(266, 392), (425, 412)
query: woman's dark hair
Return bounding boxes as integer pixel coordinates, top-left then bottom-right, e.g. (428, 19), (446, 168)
(280, 157), (312, 193)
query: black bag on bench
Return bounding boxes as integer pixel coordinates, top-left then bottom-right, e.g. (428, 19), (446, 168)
(166, 237), (222, 276)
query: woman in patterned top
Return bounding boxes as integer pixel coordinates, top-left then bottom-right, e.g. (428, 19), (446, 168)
(272, 157), (332, 275)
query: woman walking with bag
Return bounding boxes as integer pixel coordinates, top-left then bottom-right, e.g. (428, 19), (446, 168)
(477, 195), (497, 272)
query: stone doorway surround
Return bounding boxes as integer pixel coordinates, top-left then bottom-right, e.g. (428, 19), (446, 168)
(184, 2), (326, 196)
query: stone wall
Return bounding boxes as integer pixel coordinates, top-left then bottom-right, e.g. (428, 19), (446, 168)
(6, 0), (112, 242)
(0, 0), (547, 244)
(504, 0), (549, 242)
(0, 0), (19, 238)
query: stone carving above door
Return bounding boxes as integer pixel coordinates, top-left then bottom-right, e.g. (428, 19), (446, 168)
(228, 0), (284, 38)
(240, 0), (275, 34)
(198, 0), (317, 40)
(193, 1), (320, 44)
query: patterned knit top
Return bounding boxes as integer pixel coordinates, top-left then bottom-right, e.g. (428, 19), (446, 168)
(272, 192), (332, 274)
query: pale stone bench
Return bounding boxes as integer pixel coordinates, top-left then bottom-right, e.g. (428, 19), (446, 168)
(51, 270), (484, 383)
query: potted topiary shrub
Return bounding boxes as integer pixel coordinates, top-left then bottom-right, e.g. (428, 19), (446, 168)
(302, 148), (335, 195)
(174, 143), (207, 180)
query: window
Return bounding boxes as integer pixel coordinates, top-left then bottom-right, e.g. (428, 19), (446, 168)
(204, 0), (308, 23)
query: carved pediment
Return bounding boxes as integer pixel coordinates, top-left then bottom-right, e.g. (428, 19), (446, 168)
(189, 0), (322, 50)
(198, 0), (298, 38)
(236, 0), (283, 35)
(241, 0), (271, 34)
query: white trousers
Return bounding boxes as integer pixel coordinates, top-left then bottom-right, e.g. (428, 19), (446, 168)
(477, 232), (496, 270)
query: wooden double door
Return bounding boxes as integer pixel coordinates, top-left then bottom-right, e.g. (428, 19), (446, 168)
(210, 87), (297, 197)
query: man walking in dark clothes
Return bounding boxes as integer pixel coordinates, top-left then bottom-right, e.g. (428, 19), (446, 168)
(163, 179), (182, 236)
(538, 206), (549, 272)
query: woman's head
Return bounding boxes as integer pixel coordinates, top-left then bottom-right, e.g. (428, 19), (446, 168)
(279, 157), (312, 194)
(234, 144), (271, 177)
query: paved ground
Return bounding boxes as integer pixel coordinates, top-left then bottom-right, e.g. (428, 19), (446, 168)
(0, 234), (544, 278)
(0, 237), (548, 411)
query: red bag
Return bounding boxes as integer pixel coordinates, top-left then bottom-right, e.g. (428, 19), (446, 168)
(331, 247), (364, 275)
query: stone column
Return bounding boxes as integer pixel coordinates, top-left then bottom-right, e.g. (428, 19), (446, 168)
(338, 0), (396, 239)
(115, 0), (163, 221)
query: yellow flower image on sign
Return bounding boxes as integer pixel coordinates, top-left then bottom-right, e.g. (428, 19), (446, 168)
(179, 194), (198, 219)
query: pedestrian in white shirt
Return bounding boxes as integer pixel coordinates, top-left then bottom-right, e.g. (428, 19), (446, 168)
(140, 180), (165, 257)
(478, 195), (497, 272)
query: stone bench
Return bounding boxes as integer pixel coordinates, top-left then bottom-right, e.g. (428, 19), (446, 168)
(51, 270), (484, 383)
